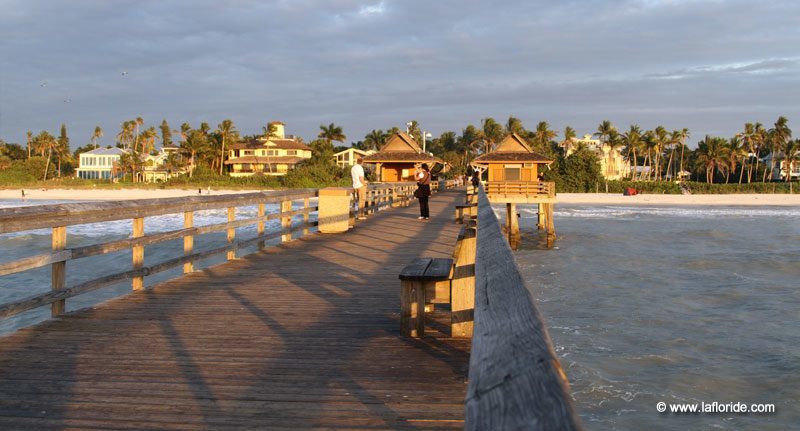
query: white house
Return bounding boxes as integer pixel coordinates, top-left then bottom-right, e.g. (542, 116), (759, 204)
(764, 151), (800, 181)
(225, 122), (312, 176)
(75, 148), (126, 180)
(333, 148), (375, 168)
(563, 134), (628, 180)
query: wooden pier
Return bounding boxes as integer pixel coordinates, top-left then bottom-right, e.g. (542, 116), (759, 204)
(0, 183), (582, 430)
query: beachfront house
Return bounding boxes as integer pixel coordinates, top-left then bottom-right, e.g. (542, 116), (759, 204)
(225, 122), (312, 177)
(763, 151), (800, 181)
(333, 148), (376, 168)
(137, 144), (183, 183)
(362, 132), (440, 182)
(563, 134), (628, 180)
(75, 147), (126, 180)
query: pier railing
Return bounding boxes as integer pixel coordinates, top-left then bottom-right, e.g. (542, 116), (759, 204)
(0, 181), (458, 327)
(484, 181), (556, 197)
(466, 185), (583, 430)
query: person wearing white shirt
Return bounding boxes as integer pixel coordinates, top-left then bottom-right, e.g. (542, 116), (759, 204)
(351, 158), (367, 220)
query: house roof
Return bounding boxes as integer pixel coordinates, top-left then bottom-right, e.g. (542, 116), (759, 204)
(82, 147), (126, 156)
(224, 156), (306, 165)
(362, 152), (439, 163)
(230, 138), (311, 151)
(333, 148), (374, 157)
(473, 133), (553, 163)
(363, 132), (439, 163)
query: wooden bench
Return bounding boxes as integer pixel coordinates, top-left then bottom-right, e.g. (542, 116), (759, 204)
(399, 257), (453, 338)
(454, 203), (477, 223)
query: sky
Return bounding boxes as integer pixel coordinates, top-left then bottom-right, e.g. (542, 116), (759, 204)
(1, 0), (798, 150)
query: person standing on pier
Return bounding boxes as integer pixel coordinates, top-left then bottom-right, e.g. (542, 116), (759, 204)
(351, 158), (367, 220)
(415, 163), (431, 220)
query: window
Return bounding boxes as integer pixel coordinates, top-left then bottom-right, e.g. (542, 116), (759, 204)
(504, 167), (521, 181)
(286, 150), (297, 156)
(243, 150), (254, 156)
(267, 150), (277, 156)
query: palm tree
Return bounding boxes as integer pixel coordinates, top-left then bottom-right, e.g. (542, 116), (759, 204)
(478, 118), (504, 154)
(675, 128), (690, 182)
(141, 127), (158, 155)
(752, 122), (766, 181)
(622, 125), (643, 179)
(159, 119), (172, 147)
(780, 139), (799, 184)
(117, 121), (135, 151)
(37, 132), (57, 180)
(505, 116), (525, 136)
(134, 117), (144, 154)
(727, 135), (746, 184)
(695, 135), (729, 183)
(364, 129), (387, 151)
(216, 119), (238, 175)
(652, 126), (669, 180)
(560, 126), (576, 154)
(531, 121), (558, 152)
(767, 116), (792, 181)
(606, 129), (622, 178)
(26, 130), (32, 159)
(180, 123), (191, 143)
(92, 126), (103, 149)
(594, 120), (617, 177)
(318, 123), (346, 145)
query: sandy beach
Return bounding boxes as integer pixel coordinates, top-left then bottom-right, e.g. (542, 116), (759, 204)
(2, 188), (799, 206)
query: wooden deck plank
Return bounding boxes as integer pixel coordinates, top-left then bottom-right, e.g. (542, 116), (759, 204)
(0, 190), (469, 430)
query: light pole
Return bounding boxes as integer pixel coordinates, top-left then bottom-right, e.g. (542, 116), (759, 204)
(422, 131), (432, 153)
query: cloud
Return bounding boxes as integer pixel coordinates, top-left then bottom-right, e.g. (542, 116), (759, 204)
(0, 0), (798, 148)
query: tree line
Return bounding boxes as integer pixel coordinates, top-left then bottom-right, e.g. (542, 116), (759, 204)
(2, 115), (797, 185)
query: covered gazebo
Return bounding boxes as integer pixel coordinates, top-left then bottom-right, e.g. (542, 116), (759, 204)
(363, 132), (441, 182)
(471, 133), (557, 246)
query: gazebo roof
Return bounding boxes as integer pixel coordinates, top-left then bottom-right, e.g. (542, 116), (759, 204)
(363, 132), (440, 163)
(473, 133), (553, 164)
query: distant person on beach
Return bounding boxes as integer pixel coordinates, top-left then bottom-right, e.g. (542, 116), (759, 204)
(351, 158), (367, 220)
(415, 163), (431, 220)
(21, 189), (25, 199)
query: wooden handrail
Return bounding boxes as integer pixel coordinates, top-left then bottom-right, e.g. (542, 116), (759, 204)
(0, 181), (459, 329)
(484, 181), (555, 197)
(465, 185), (583, 430)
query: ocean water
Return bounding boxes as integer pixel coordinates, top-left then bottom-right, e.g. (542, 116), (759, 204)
(512, 204), (800, 430)
(0, 199), (314, 334)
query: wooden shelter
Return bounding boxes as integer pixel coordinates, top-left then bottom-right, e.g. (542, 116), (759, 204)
(471, 133), (557, 246)
(363, 132), (440, 182)
(472, 133), (553, 183)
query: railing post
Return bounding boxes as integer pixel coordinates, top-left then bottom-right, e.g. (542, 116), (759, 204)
(51, 226), (66, 316)
(451, 221), (476, 338)
(257, 203), (265, 250)
(281, 200), (292, 242)
(183, 211), (193, 273)
(227, 207), (236, 260)
(132, 217), (144, 291)
(303, 197), (310, 236)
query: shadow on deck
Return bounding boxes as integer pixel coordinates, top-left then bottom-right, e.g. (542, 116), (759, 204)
(0, 190), (470, 430)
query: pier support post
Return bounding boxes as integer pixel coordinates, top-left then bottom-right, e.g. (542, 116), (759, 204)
(281, 200), (292, 242)
(545, 203), (556, 246)
(451, 222), (476, 338)
(506, 203), (520, 245)
(51, 226), (66, 316)
(132, 217), (144, 291)
(227, 207), (236, 260)
(537, 203), (545, 230)
(183, 211), (193, 273)
(303, 197), (310, 236)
